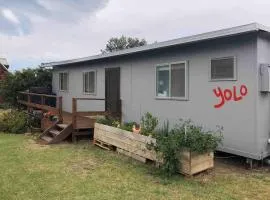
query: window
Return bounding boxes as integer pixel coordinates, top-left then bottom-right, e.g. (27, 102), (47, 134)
(211, 57), (236, 80)
(59, 72), (68, 91)
(83, 71), (96, 94)
(156, 61), (188, 99)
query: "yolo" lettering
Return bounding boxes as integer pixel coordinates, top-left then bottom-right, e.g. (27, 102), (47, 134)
(213, 85), (248, 108)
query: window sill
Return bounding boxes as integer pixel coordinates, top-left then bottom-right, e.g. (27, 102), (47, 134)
(83, 92), (96, 96)
(209, 78), (237, 82)
(59, 90), (68, 93)
(155, 97), (189, 101)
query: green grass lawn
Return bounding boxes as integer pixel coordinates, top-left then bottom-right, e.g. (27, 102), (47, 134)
(0, 134), (269, 200)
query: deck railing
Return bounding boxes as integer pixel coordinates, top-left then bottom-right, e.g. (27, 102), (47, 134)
(17, 92), (62, 121)
(72, 98), (121, 129)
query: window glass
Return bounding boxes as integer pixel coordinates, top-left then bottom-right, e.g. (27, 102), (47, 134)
(211, 57), (235, 80)
(59, 73), (68, 91)
(156, 66), (170, 97)
(83, 71), (96, 94)
(171, 63), (185, 97)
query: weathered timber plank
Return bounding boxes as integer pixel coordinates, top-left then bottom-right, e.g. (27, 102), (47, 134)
(18, 100), (58, 113)
(95, 123), (155, 144)
(117, 148), (147, 163)
(94, 131), (156, 160)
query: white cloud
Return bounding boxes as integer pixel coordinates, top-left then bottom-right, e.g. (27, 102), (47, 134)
(1, 0), (270, 70)
(1, 8), (20, 24)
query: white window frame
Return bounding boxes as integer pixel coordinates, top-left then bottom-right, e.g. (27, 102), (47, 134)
(155, 61), (189, 100)
(83, 70), (97, 95)
(209, 56), (237, 81)
(59, 72), (69, 92)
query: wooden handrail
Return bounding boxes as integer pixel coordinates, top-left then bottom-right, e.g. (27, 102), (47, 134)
(19, 91), (57, 98)
(73, 97), (105, 101)
(18, 91), (63, 122)
(72, 97), (122, 129)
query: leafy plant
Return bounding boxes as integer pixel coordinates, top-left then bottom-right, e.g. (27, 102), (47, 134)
(96, 116), (115, 126)
(174, 119), (223, 153)
(96, 116), (122, 129)
(151, 121), (180, 176)
(149, 119), (223, 177)
(120, 122), (137, 132)
(140, 112), (158, 136)
(0, 110), (28, 134)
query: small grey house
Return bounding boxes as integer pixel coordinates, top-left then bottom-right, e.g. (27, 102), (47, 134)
(45, 23), (270, 160)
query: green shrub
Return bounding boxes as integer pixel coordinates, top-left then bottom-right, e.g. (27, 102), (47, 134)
(0, 103), (11, 110)
(120, 122), (137, 132)
(0, 110), (28, 134)
(96, 116), (115, 126)
(96, 117), (137, 132)
(140, 112), (158, 136)
(150, 121), (180, 176)
(149, 119), (223, 177)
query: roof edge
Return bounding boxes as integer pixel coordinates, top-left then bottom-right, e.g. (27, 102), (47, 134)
(0, 63), (8, 72)
(43, 23), (270, 67)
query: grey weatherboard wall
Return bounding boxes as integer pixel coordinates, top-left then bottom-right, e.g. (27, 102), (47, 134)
(52, 31), (270, 160)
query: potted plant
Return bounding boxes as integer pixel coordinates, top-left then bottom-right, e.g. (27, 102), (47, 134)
(150, 120), (223, 176)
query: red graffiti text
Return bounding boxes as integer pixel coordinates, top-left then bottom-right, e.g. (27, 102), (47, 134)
(213, 85), (248, 108)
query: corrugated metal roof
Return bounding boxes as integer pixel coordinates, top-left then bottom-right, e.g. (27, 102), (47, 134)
(43, 23), (270, 67)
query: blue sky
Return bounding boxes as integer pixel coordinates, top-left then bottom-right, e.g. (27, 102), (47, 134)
(1, 0), (270, 71)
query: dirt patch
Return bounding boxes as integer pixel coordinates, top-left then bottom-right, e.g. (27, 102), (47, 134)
(191, 155), (270, 184)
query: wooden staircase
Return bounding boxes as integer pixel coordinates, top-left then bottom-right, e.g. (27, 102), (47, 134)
(39, 121), (73, 144)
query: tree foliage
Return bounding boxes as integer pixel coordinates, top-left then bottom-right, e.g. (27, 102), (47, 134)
(101, 36), (147, 53)
(0, 67), (52, 105)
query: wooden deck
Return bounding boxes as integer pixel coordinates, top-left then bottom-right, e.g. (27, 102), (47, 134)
(18, 92), (121, 131)
(62, 111), (95, 129)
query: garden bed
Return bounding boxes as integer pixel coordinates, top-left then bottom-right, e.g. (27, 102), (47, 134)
(94, 123), (214, 175)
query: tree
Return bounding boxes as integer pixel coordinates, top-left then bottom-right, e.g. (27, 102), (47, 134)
(101, 36), (147, 53)
(0, 67), (52, 105)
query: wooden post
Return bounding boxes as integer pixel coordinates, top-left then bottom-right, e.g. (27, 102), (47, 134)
(72, 98), (77, 129)
(119, 99), (122, 123)
(57, 96), (63, 122)
(27, 94), (31, 112)
(41, 95), (45, 105)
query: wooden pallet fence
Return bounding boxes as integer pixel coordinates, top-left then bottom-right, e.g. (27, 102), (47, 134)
(94, 123), (214, 175)
(94, 123), (157, 162)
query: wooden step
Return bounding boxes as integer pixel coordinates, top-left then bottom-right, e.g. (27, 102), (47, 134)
(56, 124), (68, 129)
(49, 129), (61, 137)
(41, 136), (53, 142)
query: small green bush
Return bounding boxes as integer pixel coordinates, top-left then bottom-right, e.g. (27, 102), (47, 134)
(96, 117), (137, 132)
(96, 116), (116, 126)
(149, 119), (223, 177)
(120, 122), (137, 132)
(140, 112), (158, 136)
(0, 110), (28, 134)
(174, 119), (223, 153)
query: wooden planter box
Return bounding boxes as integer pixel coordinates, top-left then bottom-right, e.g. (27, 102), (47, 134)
(94, 123), (214, 175)
(177, 150), (213, 176)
